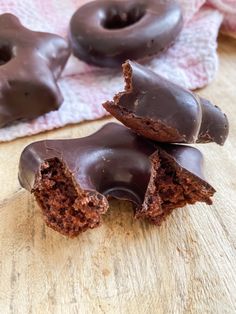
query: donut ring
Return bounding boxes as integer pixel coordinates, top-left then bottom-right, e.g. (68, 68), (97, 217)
(19, 123), (215, 237)
(69, 0), (183, 67)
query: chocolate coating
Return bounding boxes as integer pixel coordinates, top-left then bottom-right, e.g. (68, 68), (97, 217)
(19, 123), (156, 202)
(69, 0), (183, 67)
(0, 13), (70, 128)
(19, 123), (215, 237)
(103, 61), (229, 145)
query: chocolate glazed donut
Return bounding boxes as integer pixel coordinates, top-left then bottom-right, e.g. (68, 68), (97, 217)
(18, 123), (215, 237)
(69, 0), (183, 67)
(103, 61), (229, 145)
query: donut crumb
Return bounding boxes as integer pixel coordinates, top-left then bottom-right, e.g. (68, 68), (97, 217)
(33, 158), (108, 237)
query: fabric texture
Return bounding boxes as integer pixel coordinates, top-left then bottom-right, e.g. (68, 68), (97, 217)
(0, 0), (235, 141)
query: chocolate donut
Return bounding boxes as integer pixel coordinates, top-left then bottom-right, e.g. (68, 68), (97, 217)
(19, 123), (215, 237)
(69, 0), (183, 67)
(0, 13), (70, 128)
(103, 61), (229, 145)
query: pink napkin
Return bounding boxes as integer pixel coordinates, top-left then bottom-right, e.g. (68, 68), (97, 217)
(0, 0), (235, 141)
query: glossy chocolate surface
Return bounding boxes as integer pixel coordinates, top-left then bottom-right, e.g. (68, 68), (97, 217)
(103, 61), (229, 145)
(69, 0), (183, 67)
(0, 13), (70, 128)
(19, 123), (212, 206)
(197, 97), (229, 145)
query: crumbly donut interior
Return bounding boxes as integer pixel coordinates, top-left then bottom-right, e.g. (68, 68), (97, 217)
(33, 158), (108, 237)
(103, 61), (184, 142)
(33, 153), (214, 236)
(139, 152), (214, 225)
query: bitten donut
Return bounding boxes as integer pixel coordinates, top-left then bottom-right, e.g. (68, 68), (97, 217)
(18, 123), (215, 237)
(0, 13), (70, 128)
(69, 0), (183, 67)
(103, 61), (229, 145)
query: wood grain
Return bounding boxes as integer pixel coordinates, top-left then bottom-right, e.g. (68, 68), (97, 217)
(0, 35), (236, 314)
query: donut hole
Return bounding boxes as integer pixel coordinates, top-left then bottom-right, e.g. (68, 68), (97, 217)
(0, 45), (12, 65)
(103, 6), (145, 30)
(86, 150), (151, 206)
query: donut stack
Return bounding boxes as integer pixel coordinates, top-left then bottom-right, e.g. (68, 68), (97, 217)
(0, 1), (226, 237)
(18, 59), (228, 237)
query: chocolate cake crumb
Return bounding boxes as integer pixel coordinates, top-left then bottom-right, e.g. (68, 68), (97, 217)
(33, 158), (108, 237)
(137, 151), (214, 224)
(104, 61), (185, 142)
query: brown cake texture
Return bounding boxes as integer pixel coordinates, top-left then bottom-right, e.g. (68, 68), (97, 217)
(137, 149), (214, 225)
(33, 158), (108, 237)
(103, 61), (181, 143)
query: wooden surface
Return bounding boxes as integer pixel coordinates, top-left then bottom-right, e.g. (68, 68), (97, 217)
(0, 36), (236, 314)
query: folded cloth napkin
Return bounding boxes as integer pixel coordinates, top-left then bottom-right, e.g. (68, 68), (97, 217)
(0, 0), (235, 141)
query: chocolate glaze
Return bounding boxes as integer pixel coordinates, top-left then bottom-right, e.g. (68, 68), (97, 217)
(19, 123), (214, 200)
(0, 13), (70, 128)
(197, 97), (229, 144)
(103, 61), (229, 145)
(19, 123), (156, 204)
(69, 0), (183, 67)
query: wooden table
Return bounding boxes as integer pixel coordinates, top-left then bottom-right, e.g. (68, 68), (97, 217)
(0, 36), (235, 314)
